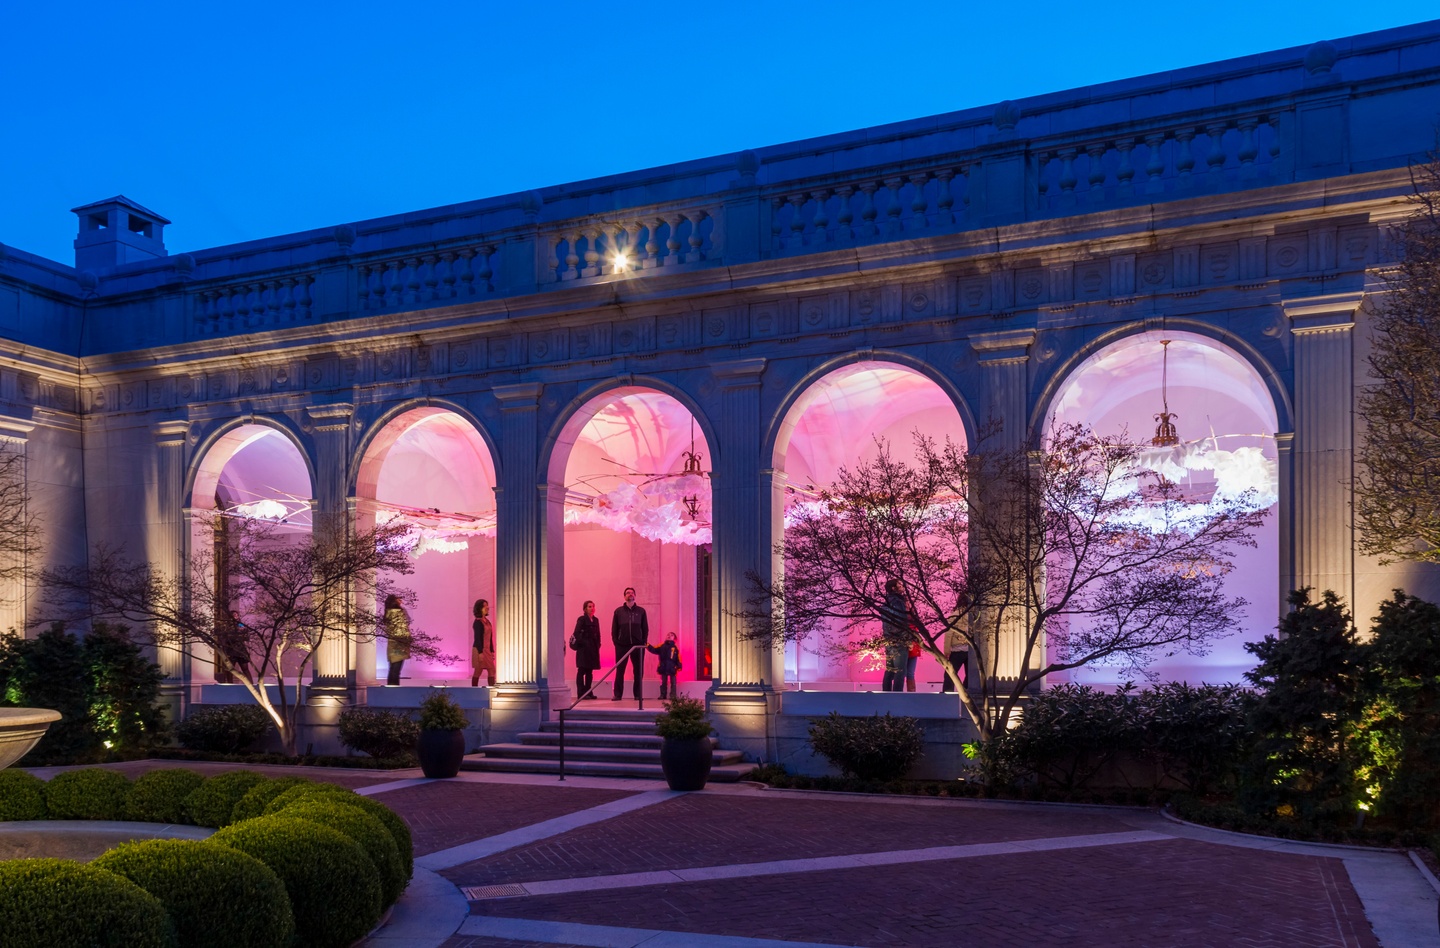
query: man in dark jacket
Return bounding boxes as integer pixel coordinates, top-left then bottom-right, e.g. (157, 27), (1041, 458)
(611, 586), (649, 700)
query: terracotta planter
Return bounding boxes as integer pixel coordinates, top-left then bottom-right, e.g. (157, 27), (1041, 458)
(417, 728), (465, 779)
(659, 736), (712, 791)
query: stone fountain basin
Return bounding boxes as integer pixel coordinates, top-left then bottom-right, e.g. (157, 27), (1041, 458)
(0, 821), (213, 861)
(0, 708), (61, 770)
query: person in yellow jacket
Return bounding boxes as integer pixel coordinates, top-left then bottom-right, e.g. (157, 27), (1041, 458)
(384, 594), (411, 686)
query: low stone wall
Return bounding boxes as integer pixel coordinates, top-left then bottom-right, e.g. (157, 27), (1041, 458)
(771, 692), (976, 779)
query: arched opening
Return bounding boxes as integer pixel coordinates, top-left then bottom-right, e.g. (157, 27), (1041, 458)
(1045, 330), (1281, 686)
(547, 388), (712, 702)
(188, 424), (313, 683)
(772, 361), (969, 690)
(355, 407), (498, 685)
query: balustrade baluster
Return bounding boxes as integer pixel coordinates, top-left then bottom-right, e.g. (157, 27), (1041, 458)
(834, 185), (855, 240)
(418, 255), (437, 301)
(437, 252), (457, 298)
(770, 196), (786, 248)
(368, 264), (384, 308)
(809, 190), (830, 243)
(859, 182), (880, 237)
(1086, 145), (1107, 197)
(456, 248), (476, 293)
(403, 258), (422, 304)
(218, 288), (235, 327)
(296, 275), (313, 319)
(908, 172), (930, 228)
(687, 211), (706, 259)
(384, 260), (403, 305)
(279, 278), (297, 320)
(1237, 118), (1259, 177)
(1116, 139), (1136, 193)
(665, 215), (684, 265)
(787, 193), (808, 246)
(1205, 123), (1228, 183)
(882, 177), (905, 234)
(934, 171), (955, 225)
(645, 219), (663, 269)
(581, 229), (601, 277)
(1144, 134), (1167, 193)
(476, 246), (495, 291)
(1058, 149), (1078, 198)
(1175, 128), (1197, 182)
(259, 282), (275, 320)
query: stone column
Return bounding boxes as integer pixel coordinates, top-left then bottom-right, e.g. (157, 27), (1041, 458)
(150, 421), (191, 693)
(182, 507), (218, 686)
(969, 330), (1036, 685)
(305, 404), (355, 689)
(1284, 292), (1361, 610)
(706, 358), (773, 761)
(0, 417), (34, 644)
(491, 383), (545, 739)
(760, 465), (790, 689)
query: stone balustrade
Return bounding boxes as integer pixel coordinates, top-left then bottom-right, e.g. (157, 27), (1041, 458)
(767, 164), (972, 252)
(194, 275), (315, 335)
(542, 209), (716, 283)
(1035, 113), (1284, 210)
(357, 245), (498, 312)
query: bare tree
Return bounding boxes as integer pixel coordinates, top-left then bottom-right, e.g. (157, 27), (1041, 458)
(0, 445), (39, 607)
(41, 516), (448, 755)
(1356, 153), (1440, 564)
(742, 423), (1270, 742)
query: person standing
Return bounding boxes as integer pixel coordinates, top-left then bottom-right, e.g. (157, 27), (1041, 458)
(384, 594), (411, 686)
(940, 614), (971, 693)
(880, 579), (909, 693)
(571, 600), (602, 699)
(647, 631), (682, 700)
(471, 599), (496, 687)
(611, 586), (649, 700)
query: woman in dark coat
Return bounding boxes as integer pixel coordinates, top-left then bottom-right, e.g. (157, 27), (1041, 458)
(571, 600), (602, 699)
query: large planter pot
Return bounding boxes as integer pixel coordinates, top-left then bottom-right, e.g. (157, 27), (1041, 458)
(417, 728), (465, 779)
(659, 736), (712, 791)
(0, 708), (61, 769)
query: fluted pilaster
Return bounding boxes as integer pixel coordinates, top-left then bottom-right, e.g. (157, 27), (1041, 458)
(493, 383), (544, 693)
(1285, 292), (1361, 609)
(0, 417), (34, 642)
(305, 404), (354, 684)
(151, 421), (190, 681)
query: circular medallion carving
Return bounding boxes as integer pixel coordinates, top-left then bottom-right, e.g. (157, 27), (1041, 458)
(804, 306), (824, 326)
(708, 318), (726, 337)
(453, 349), (470, 369)
(909, 292), (929, 311)
(617, 329), (635, 348)
(1020, 279), (1042, 301)
(1142, 263), (1166, 285)
(1276, 246), (1301, 268)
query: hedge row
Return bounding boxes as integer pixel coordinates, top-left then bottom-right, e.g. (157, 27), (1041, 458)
(0, 769), (413, 948)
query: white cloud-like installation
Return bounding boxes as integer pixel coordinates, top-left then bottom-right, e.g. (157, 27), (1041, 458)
(565, 479), (712, 545)
(231, 499), (291, 521)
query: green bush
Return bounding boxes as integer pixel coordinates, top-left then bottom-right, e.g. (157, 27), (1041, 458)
(0, 858), (176, 947)
(654, 696), (713, 740)
(183, 770), (268, 828)
(0, 768), (47, 821)
(990, 684), (1140, 793)
(230, 776), (309, 823)
(43, 768), (131, 820)
(94, 839), (294, 948)
(209, 815), (381, 948)
(807, 712), (924, 781)
(1135, 683), (1255, 794)
(417, 690), (468, 730)
(0, 623), (169, 765)
(176, 705), (273, 754)
(338, 707), (419, 759)
(263, 782), (413, 883)
(279, 800), (405, 907)
(124, 769), (205, 824)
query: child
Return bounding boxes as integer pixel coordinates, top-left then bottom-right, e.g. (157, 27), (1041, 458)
(647, 632), (682, 700)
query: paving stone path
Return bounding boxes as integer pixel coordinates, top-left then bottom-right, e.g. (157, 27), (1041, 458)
(23, 763), (1436, 947)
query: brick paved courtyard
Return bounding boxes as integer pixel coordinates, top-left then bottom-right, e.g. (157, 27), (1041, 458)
(18, 763), (1434, 946)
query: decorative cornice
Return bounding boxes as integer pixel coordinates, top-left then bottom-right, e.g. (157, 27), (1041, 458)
(1283, 291), (1363, 335)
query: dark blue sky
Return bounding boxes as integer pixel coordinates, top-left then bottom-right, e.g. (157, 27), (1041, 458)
(4, 3), (1436, 265)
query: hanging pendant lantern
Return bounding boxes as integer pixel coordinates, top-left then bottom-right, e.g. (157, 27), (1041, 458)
(680, 417), (705, 521)
(1152, 339), (1180, 447)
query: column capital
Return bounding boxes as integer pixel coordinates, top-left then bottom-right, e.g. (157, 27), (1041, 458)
(0, 415), (35, 445)
(305, 403), (354, 432)
(152, 420), (191, 447)
(712, 358), (767, 386)
(1282, 291), (1363, 334)
(492, 382), (544, 408)
(970, 329), (1036, 366)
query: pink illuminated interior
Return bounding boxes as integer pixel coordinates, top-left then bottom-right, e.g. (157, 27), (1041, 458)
(360, 409), (497, 682)
(555, 389), (712, 690)
(1046, 332), (1280, 687)
(777, 363), (969, 689)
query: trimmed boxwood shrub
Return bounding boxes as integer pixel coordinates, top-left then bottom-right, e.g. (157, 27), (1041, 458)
(338, 707), (420, 760)
(183, 769), (268, 828)
(94, 839), (294, 948)
(0, 858), (176, 947)
(280, 800), (405, 907)
(175, 705), (272, 754)
(0, 769), (47, 821)
(43, 768), (131, 820)
(124, 768), (205, 824)
(230, 776), (309, 823)
(264, 782), (413, 883)
(209, 815), (381, 948)
(808, 712), (925, 781)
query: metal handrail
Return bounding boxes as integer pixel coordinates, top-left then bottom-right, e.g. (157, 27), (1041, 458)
(558, 643), (648, 781)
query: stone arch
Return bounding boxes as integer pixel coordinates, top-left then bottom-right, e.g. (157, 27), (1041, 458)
(1030, 319), (1293, 440)
(764, 350), (978, 468)
(186, 415), (315, 512)
(351, 398), (502, 497)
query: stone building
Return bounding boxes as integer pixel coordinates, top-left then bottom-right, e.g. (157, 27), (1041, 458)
(2, 22), (1438, 768)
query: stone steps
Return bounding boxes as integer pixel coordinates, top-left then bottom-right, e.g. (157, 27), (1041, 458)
(464, 708), (755, 782)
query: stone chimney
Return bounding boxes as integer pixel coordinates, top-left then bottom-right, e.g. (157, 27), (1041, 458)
(70, 195), (169, 270)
